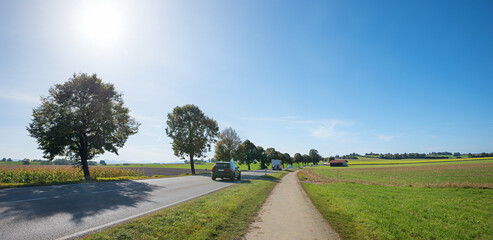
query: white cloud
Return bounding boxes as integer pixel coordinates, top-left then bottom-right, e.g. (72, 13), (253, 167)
(0, 91), (39, 104)
(246, 116), (354, 139)
(131, 113), (163, 124)
(378, 134), (394, 141)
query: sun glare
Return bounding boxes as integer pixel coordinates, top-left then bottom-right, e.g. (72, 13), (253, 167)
(78, 3), (124, 46)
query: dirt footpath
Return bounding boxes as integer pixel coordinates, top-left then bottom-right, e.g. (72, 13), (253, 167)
(244, 171), (340, 240)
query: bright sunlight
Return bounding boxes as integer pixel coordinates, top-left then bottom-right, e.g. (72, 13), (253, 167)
(77, 2), (124, 46)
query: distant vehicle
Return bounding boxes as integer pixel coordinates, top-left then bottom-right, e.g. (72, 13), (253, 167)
(211, 162), (241, 181)
(271, 159), (282, 170)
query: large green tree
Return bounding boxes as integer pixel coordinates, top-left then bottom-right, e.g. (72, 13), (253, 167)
(256, 146), (269, 169)
(302, 154), (311, 165)
(214, 127), (241, 162)
(27, 73), (139, 180)
(166, 104), (219, 175)
(294, 153), (303, 167)
(309, 149), (322, 165)
(237, 139), (257, 170)
(282, 152), (292, 167)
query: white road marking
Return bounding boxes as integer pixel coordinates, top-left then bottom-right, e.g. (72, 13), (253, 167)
(1, 197), (47, 204)
(56, 185), (230, 240)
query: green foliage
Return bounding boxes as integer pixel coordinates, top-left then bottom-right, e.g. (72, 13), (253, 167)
(256, 146), (269, 169)
(282, 152), (292, 166)
(237, 139), (257, 170)
(214, 127), (241, 162)
(264, 148), (282, 161)
(294, 153), (303, 166)
(165, 105), (219, 174)
(27, 73), (139, 179)
(309, 149), (321, 165)
(302, 154), (310, 165)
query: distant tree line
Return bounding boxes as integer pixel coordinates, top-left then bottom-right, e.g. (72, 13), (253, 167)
(212, 127), (324, 169)
(467, 152), (493, 158)
(1, 158), (98, 166)
(332, 152), (493, 160)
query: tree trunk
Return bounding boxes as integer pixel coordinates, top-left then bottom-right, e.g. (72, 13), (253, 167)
(189, 154), (196, 175)
(247, 161), (250, 171)
(80, 134), (91, 181)
(81, 157), (91, 181)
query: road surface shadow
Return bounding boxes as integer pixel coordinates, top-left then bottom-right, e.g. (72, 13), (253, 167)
(0, 181), (160, 224)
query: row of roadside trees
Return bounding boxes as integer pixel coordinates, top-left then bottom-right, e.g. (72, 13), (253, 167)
(213, 127), (324, 169)
(27, 73), (327, 179)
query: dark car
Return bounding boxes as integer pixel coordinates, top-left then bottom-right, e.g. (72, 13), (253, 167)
(211, 162), (241, 181)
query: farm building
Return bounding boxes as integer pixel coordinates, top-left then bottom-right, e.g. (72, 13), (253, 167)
(330, 160), (348, 167)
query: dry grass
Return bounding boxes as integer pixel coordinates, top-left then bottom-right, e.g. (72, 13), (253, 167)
(301, 162), (493, 189)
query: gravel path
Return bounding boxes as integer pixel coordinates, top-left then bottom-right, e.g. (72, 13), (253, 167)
(244, 171), (340, 240)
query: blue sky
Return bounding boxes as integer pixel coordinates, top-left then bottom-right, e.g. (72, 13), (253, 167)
(0, 0), (492, 163)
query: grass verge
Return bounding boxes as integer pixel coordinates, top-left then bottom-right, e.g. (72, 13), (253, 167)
(301, 182), (492, 239)
(85, 171), (289, 240)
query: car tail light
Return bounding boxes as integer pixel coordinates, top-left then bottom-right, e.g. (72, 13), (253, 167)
(212, 165), (216, 171)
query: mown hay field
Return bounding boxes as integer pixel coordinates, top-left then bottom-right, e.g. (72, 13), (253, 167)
(346, 156), (493, 165)
(299, 161), (493, 239)
(308, 162), (493, 188)
(0, 165), (143, 184)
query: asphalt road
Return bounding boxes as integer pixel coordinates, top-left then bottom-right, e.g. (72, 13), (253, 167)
(0, 170), (276, 240)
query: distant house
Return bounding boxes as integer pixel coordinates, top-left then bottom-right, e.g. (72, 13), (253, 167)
(330, 160), (348, 167)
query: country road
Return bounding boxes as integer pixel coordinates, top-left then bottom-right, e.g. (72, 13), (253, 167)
(0, 170), (276, 240)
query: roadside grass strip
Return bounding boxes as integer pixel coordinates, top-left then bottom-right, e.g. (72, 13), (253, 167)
(299, 164), (493, 239)
(85, 171), (288, 240)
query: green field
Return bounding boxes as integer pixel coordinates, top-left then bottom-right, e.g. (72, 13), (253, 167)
(108, 162), (264, 171)
(310, 162), (493, 188)
(300, 161), (493, 239)
(86, 171), (289, 240)
(344, 156), (493, 165)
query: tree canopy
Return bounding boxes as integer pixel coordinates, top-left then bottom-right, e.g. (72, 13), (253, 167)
(237, 139), (257, 170)
(165, 104), (219, 174)
(27, 73), (139, 180)
(214, 127), (241, 162)
(294, 153), (303, 167)
(256, 146), (269, 169)
(309, 149), (321, 165)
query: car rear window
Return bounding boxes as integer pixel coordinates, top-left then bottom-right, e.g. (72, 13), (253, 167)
(215, 163), (230, 169)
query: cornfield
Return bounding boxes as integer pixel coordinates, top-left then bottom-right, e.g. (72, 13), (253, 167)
(0, 165), (143, 184)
